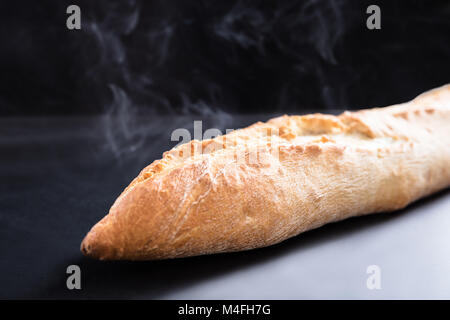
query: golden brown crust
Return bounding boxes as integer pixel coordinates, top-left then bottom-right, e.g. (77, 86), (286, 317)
(81, 84), (450, 260)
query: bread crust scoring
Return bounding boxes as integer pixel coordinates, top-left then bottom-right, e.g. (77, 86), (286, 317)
(81, 84), (450, 260)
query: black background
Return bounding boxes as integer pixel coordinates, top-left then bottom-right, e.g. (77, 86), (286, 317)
(0, 0), (449, 116)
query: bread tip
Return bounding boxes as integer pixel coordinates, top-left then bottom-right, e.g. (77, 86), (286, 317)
(80, 230), (109, 260)
(80, 232), (95, 259)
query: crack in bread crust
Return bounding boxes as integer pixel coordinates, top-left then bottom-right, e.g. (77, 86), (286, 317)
(81, 84), (450, 260)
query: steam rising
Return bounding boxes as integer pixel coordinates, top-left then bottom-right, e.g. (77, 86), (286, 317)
(81, 0), (349, 158)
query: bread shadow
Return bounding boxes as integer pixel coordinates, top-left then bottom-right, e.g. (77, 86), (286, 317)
(31, 188), (449, 299)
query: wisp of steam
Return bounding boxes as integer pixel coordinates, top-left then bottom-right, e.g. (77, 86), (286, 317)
(81, 0), (348, 159)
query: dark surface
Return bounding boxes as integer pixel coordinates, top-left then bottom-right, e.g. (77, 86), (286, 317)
(0, 114), (276, 299)
(1, 115), (450, 299)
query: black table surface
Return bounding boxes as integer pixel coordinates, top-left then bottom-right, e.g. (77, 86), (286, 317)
(1, 114), (449, 299)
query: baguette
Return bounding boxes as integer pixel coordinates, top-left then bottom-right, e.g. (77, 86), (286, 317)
(81, 84), (450, 260)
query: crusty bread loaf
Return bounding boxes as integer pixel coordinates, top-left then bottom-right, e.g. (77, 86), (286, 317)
(81, 84), (450, 260)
